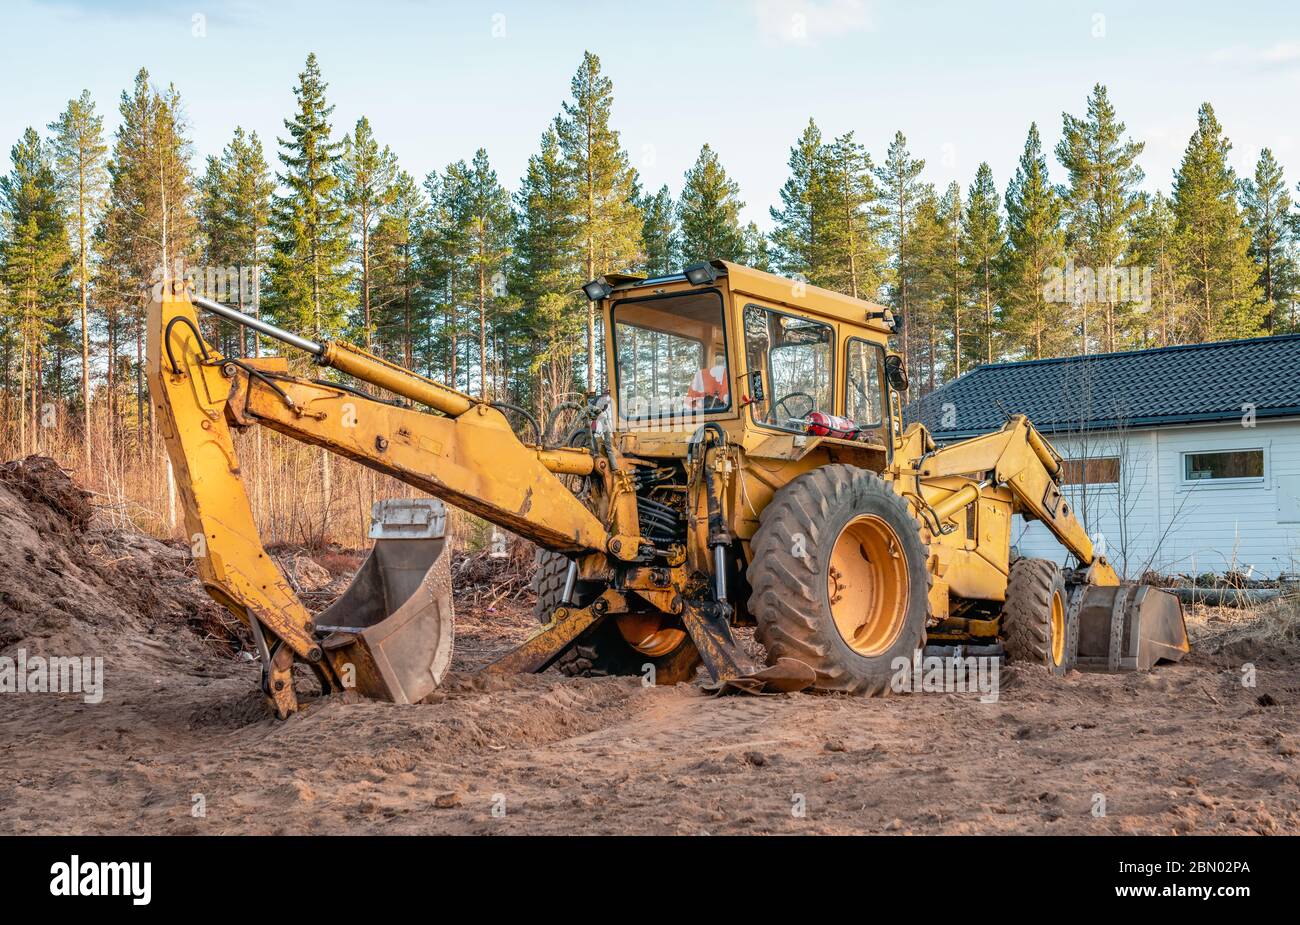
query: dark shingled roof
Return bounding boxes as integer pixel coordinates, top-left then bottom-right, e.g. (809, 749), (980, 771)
(906, 333), (1300, 440)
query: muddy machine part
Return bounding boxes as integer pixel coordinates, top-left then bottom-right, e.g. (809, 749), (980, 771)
(1073, 582), (1190, 672)
(316, 499), (454, 704)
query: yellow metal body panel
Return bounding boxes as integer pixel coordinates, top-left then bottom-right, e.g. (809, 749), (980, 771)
(721, 261), (896, 334)
(237, 376), (611, 554)
(146, 294), (321, 683)
(601, 270), (1117, 612)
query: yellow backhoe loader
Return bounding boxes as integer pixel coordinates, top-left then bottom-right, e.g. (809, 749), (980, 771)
(146, 261), (1189, 717)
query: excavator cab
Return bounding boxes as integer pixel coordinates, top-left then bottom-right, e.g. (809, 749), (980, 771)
(610, 286), (732, 426)
(602, 261), (898, 453)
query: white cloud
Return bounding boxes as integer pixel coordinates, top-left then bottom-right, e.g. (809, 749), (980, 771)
(753, 0), (874, 46)
(1209, 40), (1300, 70)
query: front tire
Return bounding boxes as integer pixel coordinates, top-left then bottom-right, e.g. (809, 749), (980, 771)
(748, 466), (930, 695)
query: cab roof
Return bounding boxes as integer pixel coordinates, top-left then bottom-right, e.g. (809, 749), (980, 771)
(605, 260), (896, 337)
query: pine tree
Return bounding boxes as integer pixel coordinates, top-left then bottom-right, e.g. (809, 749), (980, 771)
(1127, 193), (1183, 346)
(678, 144), (745, 263)
(934, 181), (964, 378)
(555, 51), (643, 391)
(424, 161), (474, 389)
(1, 128), (71, 454)
(770, 119), (826, 283)
(1001, 123), (1066, 360)
(640, 185), (677, 276)
(742, 221), (771, 271)
(511, 127), (580, 412)
(48, 90), (108, 468)
(96, 68), (195, 450)
(198, 127), (272, 352)
(1171, 102), (1261, 341)
(820, 131), (884, 299)
(875, 131), (926, 372)
(370, 170), (425, 368)
(267, 53), (351, 340)
(1285, 195), (1300, 332)
(962, 163), (1004, 366)
(463, 148), (513, 398)
(1055, 84), (1145, 352)
(197, 149), (236, 349)
(904, 188), (946, 391)
(339, 116), (397, 348)
(1239, 148), (1294, 333)
(229, 130), (272, 332)
(414, 170), (448, 379)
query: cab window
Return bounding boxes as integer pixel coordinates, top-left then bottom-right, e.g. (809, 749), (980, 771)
(845, 338), (884, 428)
(743, 304), (834, 431)
(613, 290), (729, 423)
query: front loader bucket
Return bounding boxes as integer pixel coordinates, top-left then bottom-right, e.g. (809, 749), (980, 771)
(1075, 582), (1190, 672)
(316, 498), (454, 703)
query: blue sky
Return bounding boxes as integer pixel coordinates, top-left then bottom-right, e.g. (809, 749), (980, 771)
(4, 0), (1299, 228)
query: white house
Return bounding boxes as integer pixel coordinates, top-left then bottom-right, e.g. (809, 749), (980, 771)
(907, 335), (1300, 580)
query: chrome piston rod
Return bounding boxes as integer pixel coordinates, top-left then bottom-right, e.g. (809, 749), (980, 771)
(192, 296), (323, 357)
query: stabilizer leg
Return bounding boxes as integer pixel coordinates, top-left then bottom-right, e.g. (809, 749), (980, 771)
(682, 602), (816, 695)
(481, 592), (613, 675)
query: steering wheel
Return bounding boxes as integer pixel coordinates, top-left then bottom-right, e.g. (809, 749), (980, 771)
(773, 391), (817, 425)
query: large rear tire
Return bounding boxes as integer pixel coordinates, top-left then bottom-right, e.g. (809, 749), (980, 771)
(748, 466), (929, 695)
(1001, 558), (1074, 675)
(533, 549), (701, 684)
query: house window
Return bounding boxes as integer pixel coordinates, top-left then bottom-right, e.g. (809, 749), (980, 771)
(1182, 449), (1265, 483)
(1062, 456), (1120, 485)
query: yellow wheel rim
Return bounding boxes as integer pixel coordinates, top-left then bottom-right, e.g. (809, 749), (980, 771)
(1050, 590), (1066, 666)
(827, 515), (909, 657)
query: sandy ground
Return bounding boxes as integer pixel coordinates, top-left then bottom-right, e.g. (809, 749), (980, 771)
(1, 458), (1297, 835)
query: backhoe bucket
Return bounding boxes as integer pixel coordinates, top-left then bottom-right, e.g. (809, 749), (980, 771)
(1074, 582), (1190, 672)
(316, 499), (454, 703)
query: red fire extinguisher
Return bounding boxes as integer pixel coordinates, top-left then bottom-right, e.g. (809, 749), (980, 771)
(804, 411), (863, 440)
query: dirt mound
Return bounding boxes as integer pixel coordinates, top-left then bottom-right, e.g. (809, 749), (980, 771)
(0, 455), (93, 533)
(0, 455), (232, 663)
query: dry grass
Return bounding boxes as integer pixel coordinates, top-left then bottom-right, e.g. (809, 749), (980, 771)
(1185, 592), (1300, 654)
(1, 408), (499, 552)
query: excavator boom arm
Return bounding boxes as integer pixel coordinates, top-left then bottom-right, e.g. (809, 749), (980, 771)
(234, 368), (607, 552)
(159, 292), (612, 553)
(147, 291), (626, 715)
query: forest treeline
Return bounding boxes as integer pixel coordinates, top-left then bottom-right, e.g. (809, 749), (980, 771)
(3, 50), (1298, 476)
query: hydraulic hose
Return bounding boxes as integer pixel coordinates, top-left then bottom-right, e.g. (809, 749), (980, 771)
(543, 401), (585, 447)
(489, 402), (542, 444)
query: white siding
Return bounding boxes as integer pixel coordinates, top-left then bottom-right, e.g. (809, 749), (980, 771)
(1011, 419), (1300, 579)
